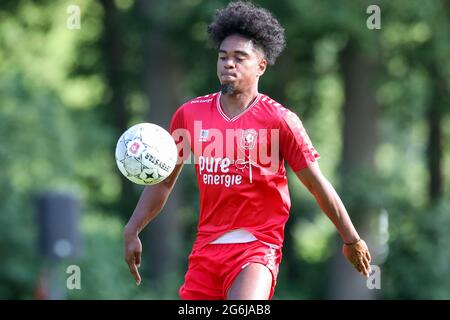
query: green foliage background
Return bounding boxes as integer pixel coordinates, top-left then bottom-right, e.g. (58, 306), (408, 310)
(0, 0), (449, 299)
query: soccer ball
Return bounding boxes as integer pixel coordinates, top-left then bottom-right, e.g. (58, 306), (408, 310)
(115, 123), (178, 185)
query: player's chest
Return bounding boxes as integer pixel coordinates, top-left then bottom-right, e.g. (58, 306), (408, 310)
(189, 116), (274, 151)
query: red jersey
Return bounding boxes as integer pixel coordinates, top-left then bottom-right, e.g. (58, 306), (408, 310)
(170, 92), (319, 250)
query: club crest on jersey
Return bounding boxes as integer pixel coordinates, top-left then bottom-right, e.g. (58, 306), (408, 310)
(199, 129), (209, 142)
(239, 129), (258, 150)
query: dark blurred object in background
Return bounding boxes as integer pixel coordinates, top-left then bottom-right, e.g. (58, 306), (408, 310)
(35, 192), (82, 300)
(36, 192), (82, 260)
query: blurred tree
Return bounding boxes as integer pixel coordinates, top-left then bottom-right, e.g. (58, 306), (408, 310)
(376, 0), (450, 299)
(0, 0), (151, 299)
(423, 0), (450, 203)
(329, 36), (381, 299)
(99, 0), (135, 215)
(426, 65), (445, 202)
(132, 0), (185, 297)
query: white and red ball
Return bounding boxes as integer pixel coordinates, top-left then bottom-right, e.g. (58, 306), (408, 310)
(115, 123), (177, 185)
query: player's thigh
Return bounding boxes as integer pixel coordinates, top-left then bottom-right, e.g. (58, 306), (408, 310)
(226, 263), (272, 300)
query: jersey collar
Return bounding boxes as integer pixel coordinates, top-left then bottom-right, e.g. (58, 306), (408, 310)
(216, 92), (261, 122)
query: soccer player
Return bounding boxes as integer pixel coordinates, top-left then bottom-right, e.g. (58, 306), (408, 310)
(124, 1), (371, 300)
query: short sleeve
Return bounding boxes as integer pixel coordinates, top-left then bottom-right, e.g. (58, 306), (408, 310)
(169, 106), (185, 134)
(279, 109), (320, 172)
(170, 106), (191, 163)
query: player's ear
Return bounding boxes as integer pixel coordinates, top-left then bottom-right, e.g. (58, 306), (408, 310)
(257, 58), (267, 77)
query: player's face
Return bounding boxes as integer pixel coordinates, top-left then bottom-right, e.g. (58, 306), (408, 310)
(217, 34), (267, 93)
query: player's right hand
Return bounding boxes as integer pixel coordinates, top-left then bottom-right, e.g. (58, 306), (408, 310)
(124, 231), (142, 285)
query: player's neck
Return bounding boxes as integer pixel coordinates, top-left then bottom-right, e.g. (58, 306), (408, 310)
(220, 88), (259, 119)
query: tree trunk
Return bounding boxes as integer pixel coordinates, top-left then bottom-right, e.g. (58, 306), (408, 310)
(427, 66), (443, 203)
(137, 0), (185, 298)
(327, 40), (379, 299)
(100, 0), (137, 215)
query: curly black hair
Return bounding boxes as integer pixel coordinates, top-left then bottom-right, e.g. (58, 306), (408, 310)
(207, 1), (286, 65)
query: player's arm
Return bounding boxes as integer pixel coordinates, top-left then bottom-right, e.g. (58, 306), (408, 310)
(295, 162), (372, 277)
(123, 162), (184, 284)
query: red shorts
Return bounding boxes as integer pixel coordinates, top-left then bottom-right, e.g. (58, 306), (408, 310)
(179, 240), (282, 300)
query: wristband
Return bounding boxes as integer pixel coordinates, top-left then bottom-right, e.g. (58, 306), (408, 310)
(344, 238), (361, 246)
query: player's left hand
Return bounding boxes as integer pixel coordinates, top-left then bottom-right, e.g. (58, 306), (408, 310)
(342, 239), (372, 277)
